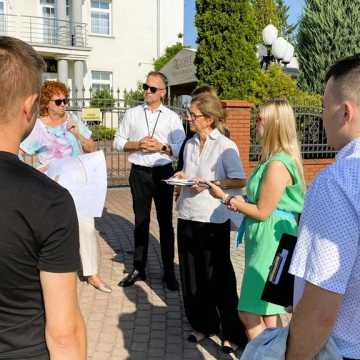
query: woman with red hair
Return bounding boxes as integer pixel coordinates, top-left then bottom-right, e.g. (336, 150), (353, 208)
(21, 80), (111, 293)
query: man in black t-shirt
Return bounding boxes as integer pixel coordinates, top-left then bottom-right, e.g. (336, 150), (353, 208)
(0, 37), (86, 359)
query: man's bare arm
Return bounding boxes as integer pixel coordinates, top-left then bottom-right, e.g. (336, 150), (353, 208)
(286, 281), (343, 360)
(40, 271), (87, 360)
(123, 141), (141, 152)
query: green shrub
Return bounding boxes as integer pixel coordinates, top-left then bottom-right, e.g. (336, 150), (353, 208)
(123, 81), (144, 107)
(91, 125), (116, 141)
(90, 88), (115, 110)
(288, 91), (322, 108)
(251, 64), (322, 107)
(153, 42), (188, 71)
(252, 64), (297, 104)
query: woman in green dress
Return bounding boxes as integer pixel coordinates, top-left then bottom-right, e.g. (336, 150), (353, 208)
(207, 99), (305, 340)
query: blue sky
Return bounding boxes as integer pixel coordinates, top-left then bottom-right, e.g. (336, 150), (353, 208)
(184, 0), (305, 48)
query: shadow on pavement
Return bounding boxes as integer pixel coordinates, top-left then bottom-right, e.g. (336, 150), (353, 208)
(96, 208), (233, 359)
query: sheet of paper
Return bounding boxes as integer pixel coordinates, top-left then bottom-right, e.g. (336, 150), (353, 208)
(47, 150), (107, 217)
(163, 178), (195, 186)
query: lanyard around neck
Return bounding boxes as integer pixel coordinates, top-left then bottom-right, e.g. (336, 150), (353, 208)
(144, 108), (161, 137)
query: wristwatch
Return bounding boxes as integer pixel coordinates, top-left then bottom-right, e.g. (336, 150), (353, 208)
(161, 144), (169, 153)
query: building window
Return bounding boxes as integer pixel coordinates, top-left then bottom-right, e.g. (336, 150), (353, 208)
(40, 0), (56, 44)
(91, 0), (111, 35)
(0, 0), (5, 34)
(91, 71), (112, 92)
(66, 0), (70, 17)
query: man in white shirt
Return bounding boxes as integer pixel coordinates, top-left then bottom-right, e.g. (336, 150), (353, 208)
(287, 55), (360, 360)
(113, 71), (185, 290)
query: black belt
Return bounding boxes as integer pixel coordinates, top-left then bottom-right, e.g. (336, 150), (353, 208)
(132, 163), (172, 171)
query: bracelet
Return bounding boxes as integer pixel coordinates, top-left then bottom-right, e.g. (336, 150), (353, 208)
(221, 194), (230, 205)
(221, 194), (234, 206)
(226, 195), (235, 206)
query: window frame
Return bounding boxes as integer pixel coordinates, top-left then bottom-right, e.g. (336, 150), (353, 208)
(0, 0), (6, 34)
(90, 0), (112, 37)
(91, 70), (113, 92)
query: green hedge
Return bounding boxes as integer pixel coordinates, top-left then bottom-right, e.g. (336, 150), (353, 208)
(91, 125), (116, 140)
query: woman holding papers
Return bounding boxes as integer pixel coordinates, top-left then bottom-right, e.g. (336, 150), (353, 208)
(207, 99), (304, 340)
(175, 94), (247, 353)
(20, 80), (111, 293)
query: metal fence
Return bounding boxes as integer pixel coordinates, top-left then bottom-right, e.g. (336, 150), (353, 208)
(68, 97), (184, 186)
(249, 105), (336, 161)
(0, 14), (87, 48)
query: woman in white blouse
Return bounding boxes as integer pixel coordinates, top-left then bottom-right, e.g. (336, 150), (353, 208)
(175, 94), (247, 353)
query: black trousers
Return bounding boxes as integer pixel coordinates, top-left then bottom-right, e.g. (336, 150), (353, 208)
(177, 219), (247, 347)
(129, 163), (175, 274)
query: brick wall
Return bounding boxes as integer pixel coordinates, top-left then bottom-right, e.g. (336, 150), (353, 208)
(222, 100), (334, 184)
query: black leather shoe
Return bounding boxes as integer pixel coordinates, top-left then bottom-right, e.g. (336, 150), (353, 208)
(118, 269), (146, 287)
(162, 272), (179, 291)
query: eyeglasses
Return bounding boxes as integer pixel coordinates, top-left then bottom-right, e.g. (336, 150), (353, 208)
(50, 98), (69, 106)
(188, 111), (205, 121)
(142, 83), (164, 94)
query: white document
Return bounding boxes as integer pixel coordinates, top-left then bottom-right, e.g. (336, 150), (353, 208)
(163, 178), (195, 186)
(47, 150), (107, 217)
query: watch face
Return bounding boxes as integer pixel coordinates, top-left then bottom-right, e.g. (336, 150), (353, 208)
(162, 145), (167, 151)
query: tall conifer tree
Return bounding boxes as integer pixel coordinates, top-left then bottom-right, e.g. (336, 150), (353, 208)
(195, 0), (260, 99)
(252, 0), (280, 41)
(297, 0), (360, 94)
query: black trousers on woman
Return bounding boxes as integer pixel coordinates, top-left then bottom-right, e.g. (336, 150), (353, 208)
(177, 219), (247, 347)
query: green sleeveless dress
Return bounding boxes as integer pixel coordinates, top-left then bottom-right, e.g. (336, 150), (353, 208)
(238, 152), (304, 315)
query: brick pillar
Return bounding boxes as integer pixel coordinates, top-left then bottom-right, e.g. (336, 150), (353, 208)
(222, 100), (253, 177)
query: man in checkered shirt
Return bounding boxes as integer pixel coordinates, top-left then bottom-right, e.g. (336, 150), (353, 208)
(286, 55), (360, 360)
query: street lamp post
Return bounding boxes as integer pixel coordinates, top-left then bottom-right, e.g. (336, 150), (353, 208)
(259, 24), (295, 70)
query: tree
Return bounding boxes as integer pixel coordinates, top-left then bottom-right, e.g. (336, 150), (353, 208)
(153, 36), (188, 71)
(90, 88), (115, 110)
(297, 0), (360, 94)
(252, 0), (280, 42)
(252, 64), (297, 103)
(195, 0), (261, 99)
(274, 0), (297, 41)
(123, 81), (144, 107)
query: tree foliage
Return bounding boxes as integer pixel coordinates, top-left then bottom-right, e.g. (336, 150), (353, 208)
(90, 88), (115, 110)
(252, 64), (297, 103)
(153, 42), (188, 71)
(297, 0), (360, 94)
(252, 0), (280, 42)
(274, 0), (297, 40)
(195, 0), (260, 99)
(123, 81), (144, 107)
(252, 64), (322, 106)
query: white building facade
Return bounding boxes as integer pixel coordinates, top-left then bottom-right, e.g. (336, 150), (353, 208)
(0, 0), (184, 97)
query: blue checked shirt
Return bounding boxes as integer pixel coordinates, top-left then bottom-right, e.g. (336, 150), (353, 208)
(290, 138), (360, 359)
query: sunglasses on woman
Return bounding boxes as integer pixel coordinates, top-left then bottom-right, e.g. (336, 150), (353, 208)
(142, 83), (164, 94)
(50, 98), (69, 106)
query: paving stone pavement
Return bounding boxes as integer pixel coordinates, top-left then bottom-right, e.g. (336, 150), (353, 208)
(78, 188), (289, 360)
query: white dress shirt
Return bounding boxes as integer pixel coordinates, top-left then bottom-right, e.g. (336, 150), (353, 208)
(177, 129), (244, 224)
(289, 138), (360, 359)
(113, 103), (185, 167)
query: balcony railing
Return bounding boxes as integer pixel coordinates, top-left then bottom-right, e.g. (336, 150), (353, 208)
(0, 14), (88, 48)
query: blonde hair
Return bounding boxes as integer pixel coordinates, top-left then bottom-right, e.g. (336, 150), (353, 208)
(258, 99), (305, 185)
(191, 84), (217, 97)
(191, 93), (226, 134)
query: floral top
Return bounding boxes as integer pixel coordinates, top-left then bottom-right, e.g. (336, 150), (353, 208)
(20, 113), (92, 166)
